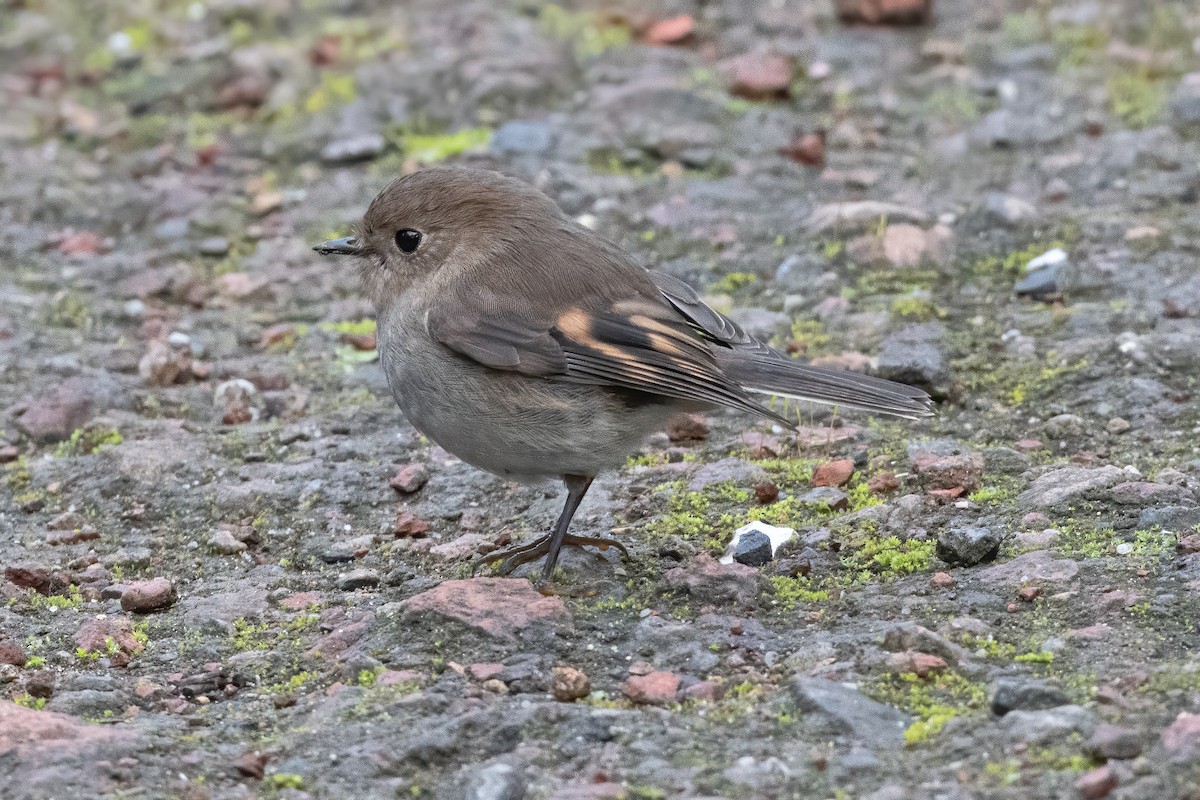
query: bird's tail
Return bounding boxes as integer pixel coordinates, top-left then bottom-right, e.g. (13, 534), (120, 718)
(721, 356), (936, 420)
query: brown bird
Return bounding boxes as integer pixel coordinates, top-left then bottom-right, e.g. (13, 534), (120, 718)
(315, 168), (932, 581)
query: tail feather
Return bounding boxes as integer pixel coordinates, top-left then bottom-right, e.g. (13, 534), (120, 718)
(721, 356), (936, 420)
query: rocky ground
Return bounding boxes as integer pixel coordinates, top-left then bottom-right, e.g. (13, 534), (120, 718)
(2, 0), (1200, 798)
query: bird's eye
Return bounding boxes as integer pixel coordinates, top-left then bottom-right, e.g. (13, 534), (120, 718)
(394, 229), (422, 254)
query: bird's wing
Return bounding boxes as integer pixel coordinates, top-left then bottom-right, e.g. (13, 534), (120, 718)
(648, 269), (935, 418)
(427, 288), (790, 424)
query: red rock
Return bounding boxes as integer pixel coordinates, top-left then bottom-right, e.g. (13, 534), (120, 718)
(214, 272), (273, 303)
(121, 577), (177, 613)
(779, 130), (826, 167)
(1074, 766), (1117, 800)
(812, 459), (854, 487)
(46, 525), (100, 545)
(753, 481), (779, 504)
(1161, 712), (1200, 761)
(665, 554), (759, 607)
(887, 650), (948, 678)
(722, 52), (793, 100)
(375, 669), (421, 687)
(1017, 586), (1041, 602)
(231, 751), (269, 780)
(1021, 512), (1051, 528)
(260, 324), (296, 348)
(468, 662), (504, 681)
(1068, 624), (1113, 641)
(681, 679), (724, 702)
(796, 424), (862, 447)
(13, 376), (102, 443)
(138, 341), (187, 386)
(74, 617), (143, 657)
(621, 671), (682, 705)
(666, 413), (708, 442)
(429, 533), (489, 562)
(914, 452), (983, 493)
(740, 431), (780, 458)
(308, 617), (371, 662)
(1179, 533), (1200, 554)
(54, 229), (110, 257)
(393, 507), (430, 537)
(0, 701), (131, 756)
(1090, 723), (1142, 760)
(551, 666), (591, 701)
(338, 331), (375, 351)
(4, 564), (66, 595)
(868, 472), (900, 494)
(0, 445), (18, 463)
(279, 591), (321, 611)
(399, 578), (570, 643)
(1097, 590), (1142, 611)
(930, 571), (955, 589)
(644, 14), (695, 46)
(835, 0), (932, 25)
(1014, 438), (1043, 451)
(0, 639), (27, 666)
(389, 463), (430, 493)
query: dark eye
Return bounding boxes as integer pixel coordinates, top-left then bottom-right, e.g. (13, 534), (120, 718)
(394, 229), (422, 254)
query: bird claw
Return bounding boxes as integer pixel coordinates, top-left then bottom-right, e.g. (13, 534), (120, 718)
(472, 533), (630, 579)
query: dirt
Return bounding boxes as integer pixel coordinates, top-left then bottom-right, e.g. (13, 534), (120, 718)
(2, 0), (1200, 798)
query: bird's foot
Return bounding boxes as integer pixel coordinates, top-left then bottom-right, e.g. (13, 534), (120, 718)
(473, 533), (630, 578)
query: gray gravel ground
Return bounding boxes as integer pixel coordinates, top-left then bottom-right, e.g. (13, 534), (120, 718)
(2, 1), (1200, 798)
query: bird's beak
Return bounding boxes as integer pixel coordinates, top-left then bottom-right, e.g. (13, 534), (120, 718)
(312, 236), (363, 256)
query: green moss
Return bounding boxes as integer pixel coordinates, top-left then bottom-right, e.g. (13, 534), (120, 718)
(266, 774), (305, 790)
(13, 693), (46, 710)
(539, 4), (630, 57)
(54, 425), (123, 457)
(318, 319), (376, 336)
(1014, 650), (1055, 665)
(303, 72), (356, 114)
(267, 671), (318, 694)
(769, 575), (830, 608)
(401, 127), (492, 163)
(45, 292), (91, 329)
(626, 452), (669, 468)
(708, 272), (759, 295)
(5, 457), (30, 490)
(841, 536), (935, 579)
(31, 585), (85, 611)
(925, 86), (983, 124)
(872, 671), (988, 746)
(1108, 71), (1166, 128)
(890, 293), (946, 322)
(231, 618), (271, 651)
(970, 476), (1022, 505)
(24, 655), (45, 669)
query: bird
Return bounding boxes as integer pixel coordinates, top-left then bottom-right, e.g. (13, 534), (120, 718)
(314, 167), (933, 582)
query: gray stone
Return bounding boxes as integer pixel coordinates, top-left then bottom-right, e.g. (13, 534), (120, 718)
(880, 623), (971, 666)
(1138, 505), (1200, 531)
(209, 528), (247, 555)
(1014, 263), (1063, 298)
(774, 253), (826, 291)
(1016, 465), (1127, 510)
(490, 121), (553, 156)
(320, 133), (386, 163)
(936, 525), (1002, 567)
(991, 678), (1072, 715)
(197, 236), (230, 256)
(733, 531), (773, 567)
(984, 192), (1038, 226)
(976, 550), (1079, 585)
(1089, 723), (1142, 760)
(688, 458), (766, 492)
(1042, 413), (1086, 438)
(725, 307), (791, 341)
(1170, 73), (1200, 126)
(463, 762), (526, 800)
(999, 705), (1096, 744)
(789, 677), (910, 748)
(876, 323), (952, 396)
(982, 447), (1032, 476)
(182, 586), (270, 633)
(338, 568), (380, 591)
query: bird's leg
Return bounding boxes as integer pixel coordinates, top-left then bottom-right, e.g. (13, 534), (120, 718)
(472, 475), (628, 581)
